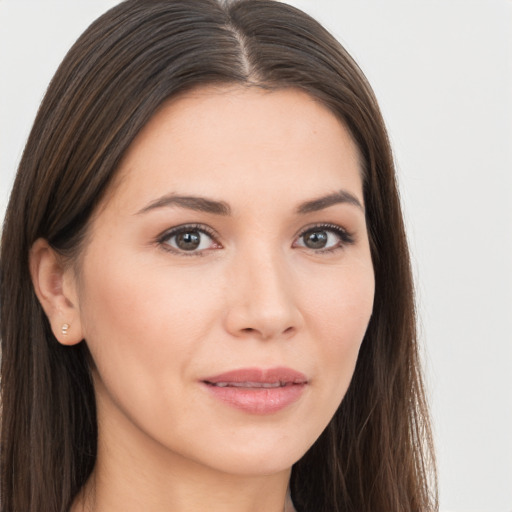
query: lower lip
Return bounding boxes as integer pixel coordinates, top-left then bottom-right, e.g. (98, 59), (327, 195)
(203, 383), (306, 414)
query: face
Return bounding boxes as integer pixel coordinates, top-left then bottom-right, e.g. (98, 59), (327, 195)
(73, 86), (374, 477)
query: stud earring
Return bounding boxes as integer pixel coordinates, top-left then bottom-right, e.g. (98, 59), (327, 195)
(61, 323), (70, 336)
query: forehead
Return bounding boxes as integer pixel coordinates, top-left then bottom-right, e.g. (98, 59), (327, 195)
(108, 85), (363, 211)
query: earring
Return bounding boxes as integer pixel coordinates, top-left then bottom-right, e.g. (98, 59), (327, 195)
(61, 323), (70, 336)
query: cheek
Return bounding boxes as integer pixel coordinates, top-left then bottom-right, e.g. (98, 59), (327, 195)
(306, 256), (374, 333)
(77, 254), (217, 382)
(305, 260), (374, 395)
(76, 254), (227, 444)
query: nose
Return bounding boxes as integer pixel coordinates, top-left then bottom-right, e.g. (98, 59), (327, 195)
(223, 250), (303, 341)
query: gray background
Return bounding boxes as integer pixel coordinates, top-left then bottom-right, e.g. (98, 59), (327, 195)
(1, 1), (511, 511)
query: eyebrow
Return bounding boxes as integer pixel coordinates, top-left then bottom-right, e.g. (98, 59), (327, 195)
(296, 190), (364, 214)
(136, 195), (231, 216)
(136, 189), (363, 217)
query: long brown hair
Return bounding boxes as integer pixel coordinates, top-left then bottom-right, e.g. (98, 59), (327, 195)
(0, 1), (437, 511)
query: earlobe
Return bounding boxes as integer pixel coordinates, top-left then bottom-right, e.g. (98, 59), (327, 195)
(29, 238), (83, 346)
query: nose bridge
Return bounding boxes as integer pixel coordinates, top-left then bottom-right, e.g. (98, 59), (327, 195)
(224, 241), (301, 339)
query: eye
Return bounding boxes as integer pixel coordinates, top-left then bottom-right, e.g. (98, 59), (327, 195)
(158, 225), (221, 254)
(294, 224), (354, 252)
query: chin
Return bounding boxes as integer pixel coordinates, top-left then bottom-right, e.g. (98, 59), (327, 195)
(183, 426), (318, 477)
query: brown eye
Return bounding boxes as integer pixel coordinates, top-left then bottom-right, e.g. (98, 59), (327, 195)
(160, 225), (219, 254)
(295, 224), (354, 252)
(175, 231), (201, 251)
(302, 230), (329, 249)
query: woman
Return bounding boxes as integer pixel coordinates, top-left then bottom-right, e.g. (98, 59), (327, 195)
(0, 1), (437, 511)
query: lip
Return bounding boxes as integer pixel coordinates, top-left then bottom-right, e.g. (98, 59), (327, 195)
(201, 367), (308, 415)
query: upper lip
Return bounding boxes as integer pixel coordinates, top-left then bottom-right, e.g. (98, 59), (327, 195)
(202, 367), (308, 387)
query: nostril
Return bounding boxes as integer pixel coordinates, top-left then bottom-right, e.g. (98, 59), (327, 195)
(239, 326), (294, 339)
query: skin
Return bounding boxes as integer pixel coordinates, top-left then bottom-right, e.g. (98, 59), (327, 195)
(31, 86), (375, 512)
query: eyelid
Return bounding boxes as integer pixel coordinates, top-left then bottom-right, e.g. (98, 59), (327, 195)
(293, 223), (355, 251)
(154, 222), (355, 256)
(156, 223), (222, 255)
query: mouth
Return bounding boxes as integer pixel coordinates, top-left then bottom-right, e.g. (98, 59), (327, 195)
(202, 366), (307, 385)
(205, 381), (299, 388)
(201, 367), (308, 414)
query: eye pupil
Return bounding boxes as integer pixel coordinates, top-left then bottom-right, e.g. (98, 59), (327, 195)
(304, 230), (328, 249)
(176, 231), (201, 251)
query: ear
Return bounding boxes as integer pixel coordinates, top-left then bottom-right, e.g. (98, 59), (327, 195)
(29, 238), (83, 346)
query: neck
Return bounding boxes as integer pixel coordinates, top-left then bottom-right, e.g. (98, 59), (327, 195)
(73, 470), (292, 512)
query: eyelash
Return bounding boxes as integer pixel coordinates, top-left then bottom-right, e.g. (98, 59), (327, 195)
(156, 223), (355, 256)
(157, 224), (220, 257)
(295, 223), (355, 253)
